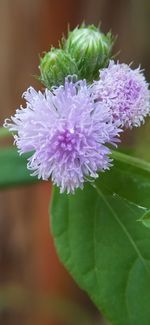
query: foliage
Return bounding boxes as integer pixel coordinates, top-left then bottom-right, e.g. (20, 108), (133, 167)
(51, 152), (150, 325)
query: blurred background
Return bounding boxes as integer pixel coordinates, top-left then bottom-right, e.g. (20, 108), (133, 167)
(0, 0), (150, 324)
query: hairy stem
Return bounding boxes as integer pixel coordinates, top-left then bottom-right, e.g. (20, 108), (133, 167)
(112, 150), (150, 173)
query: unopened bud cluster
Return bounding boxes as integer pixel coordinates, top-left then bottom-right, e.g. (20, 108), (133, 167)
(39, 24), (114, 87)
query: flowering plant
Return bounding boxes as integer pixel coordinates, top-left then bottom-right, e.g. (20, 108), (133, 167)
(1, 24), (150, 325)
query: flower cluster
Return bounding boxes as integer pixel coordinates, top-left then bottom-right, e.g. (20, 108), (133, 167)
(3, 25), (150, 193)
(91, 61), (150, 128)
(4, 80), (120, 193)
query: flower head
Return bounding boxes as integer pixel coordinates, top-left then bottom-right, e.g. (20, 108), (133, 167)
(39, 48), (78, 89)
(91, 61), (150, 128)
(64, 24), (114, 81)
(4, 79), (120, 193)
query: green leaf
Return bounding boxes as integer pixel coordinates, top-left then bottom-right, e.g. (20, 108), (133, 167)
(102, 152), (150, 209)
(138, 210), (150, 229)
(0, 147), (39, 188)
(51, 158), (150, 325)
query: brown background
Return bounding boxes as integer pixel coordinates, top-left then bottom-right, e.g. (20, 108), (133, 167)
(0, 1), (150, 324)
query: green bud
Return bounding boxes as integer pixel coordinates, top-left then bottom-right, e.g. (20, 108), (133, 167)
(39, 48), (79, 89)
(64, 25), (114, 81)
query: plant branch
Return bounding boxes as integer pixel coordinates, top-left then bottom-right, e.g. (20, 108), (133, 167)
(112, 150), (150, 173)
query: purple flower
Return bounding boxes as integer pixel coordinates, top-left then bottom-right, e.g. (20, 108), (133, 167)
(4, 79), (120, 193)
(91, 61), (150, 128)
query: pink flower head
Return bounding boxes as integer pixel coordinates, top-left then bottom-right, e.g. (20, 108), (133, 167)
(4, 79), (120, 193)
(91, 61), (150, 128)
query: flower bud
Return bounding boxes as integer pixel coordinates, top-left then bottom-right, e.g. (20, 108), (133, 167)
(39, 48), (78, 89)
(64, 25), (114, 81)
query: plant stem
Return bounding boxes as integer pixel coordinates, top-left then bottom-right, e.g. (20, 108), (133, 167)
(112, 150), (150, 173)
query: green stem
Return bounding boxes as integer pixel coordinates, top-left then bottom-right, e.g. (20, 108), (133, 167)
(112, 150), (150, 173)
(0, 127), (11, 139)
